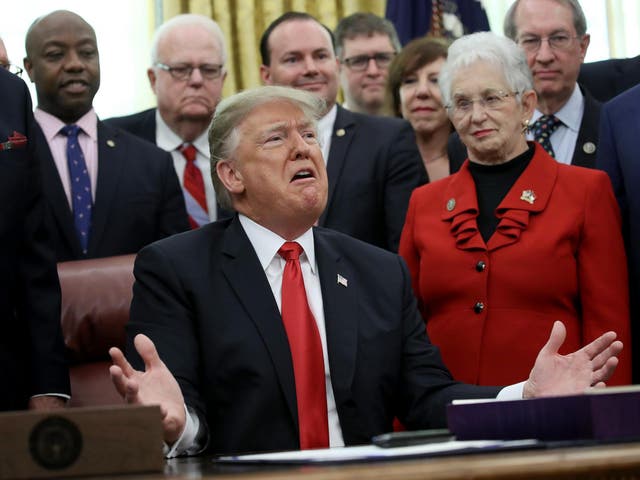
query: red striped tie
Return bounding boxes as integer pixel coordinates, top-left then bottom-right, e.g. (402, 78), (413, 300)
(179, 143), (208, 229)
(278, 242), (329, 449)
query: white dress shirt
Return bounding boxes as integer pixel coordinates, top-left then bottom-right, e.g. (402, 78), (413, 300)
(154, 111), (218, 221)
(317, 104), (337, 164)
(528, 84), (584, 166)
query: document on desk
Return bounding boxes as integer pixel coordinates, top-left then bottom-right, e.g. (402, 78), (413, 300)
(215, 439), (540, 465)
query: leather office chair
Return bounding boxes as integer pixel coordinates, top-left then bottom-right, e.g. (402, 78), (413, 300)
(58, 254), (135, 407)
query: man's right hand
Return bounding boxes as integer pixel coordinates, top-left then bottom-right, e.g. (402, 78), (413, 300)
(109, 334), (186, 444)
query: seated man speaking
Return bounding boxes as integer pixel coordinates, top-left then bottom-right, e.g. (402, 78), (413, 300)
(109, 86), (623, 457)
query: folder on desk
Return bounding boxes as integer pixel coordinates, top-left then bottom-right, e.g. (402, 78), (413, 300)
(447, 386), (640, 442)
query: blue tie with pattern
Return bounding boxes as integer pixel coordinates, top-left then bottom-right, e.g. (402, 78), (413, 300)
(60, 125), (92, 255)
(532, 115), (562, 158)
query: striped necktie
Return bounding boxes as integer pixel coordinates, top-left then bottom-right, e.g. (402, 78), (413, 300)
(179, 143), (209, 229)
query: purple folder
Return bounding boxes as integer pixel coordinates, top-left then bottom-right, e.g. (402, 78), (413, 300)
(446, 388), (640, 442)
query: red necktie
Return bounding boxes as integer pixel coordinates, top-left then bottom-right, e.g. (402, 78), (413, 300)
(179, 143), (208, 229)
(278, 242), (329, 449)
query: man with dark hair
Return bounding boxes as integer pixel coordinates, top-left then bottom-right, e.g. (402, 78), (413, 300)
(448, 0), (601, 170)
(258, 12), (427, 252)
(334, 12), (401, 115)
(24, 10), (189, 261)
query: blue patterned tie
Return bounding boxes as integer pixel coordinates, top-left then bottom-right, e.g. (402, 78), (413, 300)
(532, 115), (562, 158)
(60, 125), (92, 255)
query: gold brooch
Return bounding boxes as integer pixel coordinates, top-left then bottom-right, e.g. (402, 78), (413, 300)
(520, 189), (536, 205)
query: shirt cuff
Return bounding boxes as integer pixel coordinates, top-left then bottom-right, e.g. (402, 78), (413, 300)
(496, 381), (525, 400)
(163, 404), (200, 458)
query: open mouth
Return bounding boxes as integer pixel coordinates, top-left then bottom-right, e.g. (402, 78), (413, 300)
(291, 169), (315, 182)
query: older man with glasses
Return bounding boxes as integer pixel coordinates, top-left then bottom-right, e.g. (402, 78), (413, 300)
(107, 14), (228, 228)
(335, 12), (400, 116)
(448, 0), (601, 171)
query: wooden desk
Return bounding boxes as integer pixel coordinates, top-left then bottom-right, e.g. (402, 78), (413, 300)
(106, 442), (640, 479)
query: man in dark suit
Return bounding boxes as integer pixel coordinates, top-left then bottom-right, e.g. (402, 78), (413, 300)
(109, 86), (623, 457)
(597, 84), (640, 383)
(448, 0), (600, 171)
(23, 10), (189, 262)
(258, 12), (427, 252)
(106, 14), (228, 227)
(579, 55), (640, 103)
(0, 67), (69, 411)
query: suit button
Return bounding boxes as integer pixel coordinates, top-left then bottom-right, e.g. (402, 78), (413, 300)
(473, 302), (485, 314)
(475, 260), (486, 272)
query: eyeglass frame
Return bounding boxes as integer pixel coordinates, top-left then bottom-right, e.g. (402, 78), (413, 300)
(341, 52), (396, 72)
(154, 62), (224, 81)
(516, 33), (581, 53)
(0, 62), (23, 76)
(445, 90), (520, 118)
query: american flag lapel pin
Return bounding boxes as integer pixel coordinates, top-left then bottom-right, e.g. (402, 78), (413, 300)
(337, 274), (348, 287)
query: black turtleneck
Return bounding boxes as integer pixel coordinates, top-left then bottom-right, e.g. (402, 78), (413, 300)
(468, 143), (535, 243)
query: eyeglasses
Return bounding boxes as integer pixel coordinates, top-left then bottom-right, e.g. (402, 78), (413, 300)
(341, 52), (396, 71)
(517, 34), (579, 53)
(1, 62), (23, 76)
(155, 62), (224, 81)
(446, 90), (519, 118)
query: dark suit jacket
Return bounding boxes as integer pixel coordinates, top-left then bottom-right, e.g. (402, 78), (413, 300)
(127, 216), (499, 455)
(597, 84), (640, 382)
(106, 108), (156, 143)
(0, 69), (69, 410)
(35, 120), (189, 261)
(579, 55), (640, 103)
(105, 108), (232, 221)
(447, 85), (601, 171)
(318, 106), (428, 252)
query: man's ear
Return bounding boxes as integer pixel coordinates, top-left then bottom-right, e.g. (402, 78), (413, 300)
(259, 64), (272, 85)
(147, 67), (157, 93)
(23, 57), (35, 82)
(216, 160), (245, 194)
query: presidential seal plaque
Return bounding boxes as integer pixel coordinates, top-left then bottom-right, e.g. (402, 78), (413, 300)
(29, 416), (82, 470)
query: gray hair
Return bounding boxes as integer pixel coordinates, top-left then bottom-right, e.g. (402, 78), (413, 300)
(438, 32), (534, 109)
(334, 12), (401, 59)
(150, 14), (227, 65)
(209, 86), (325, 210)
(504, 0), (587, 40)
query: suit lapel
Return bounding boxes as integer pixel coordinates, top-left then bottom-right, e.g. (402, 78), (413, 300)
(220, 218), (298, 426)
(314, 229), (358, 395)
(319, 106), (356, 226)
(34, 124), (82, 256)
(572, 86), (601, 168)
(88, 121), (126, 254)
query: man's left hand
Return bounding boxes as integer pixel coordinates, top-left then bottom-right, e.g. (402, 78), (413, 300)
(524, 321), (623, 398)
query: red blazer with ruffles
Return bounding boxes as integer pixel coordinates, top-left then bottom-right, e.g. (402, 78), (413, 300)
(399, 143), (631, 386)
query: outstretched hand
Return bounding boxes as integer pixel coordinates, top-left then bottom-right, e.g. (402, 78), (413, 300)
(523, 321), (623, 398)
(109, 334), (186, 444)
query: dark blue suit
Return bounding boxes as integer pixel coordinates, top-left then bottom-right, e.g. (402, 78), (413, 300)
(579, 55), (640, 103)
(319, 106), (428, 251)
(597, 83), (640, 382)
(127, 216), (499, 455)
(34, 120), (189, 261)
(0, 69), (69, 410)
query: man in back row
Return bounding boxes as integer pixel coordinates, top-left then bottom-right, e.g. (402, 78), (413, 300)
(24, 10), (189, 261)
(259, 12), (427, 252)
(108, 14), (228, 227)
(334, 12), (400, 116)
(109, 85), (623, 457)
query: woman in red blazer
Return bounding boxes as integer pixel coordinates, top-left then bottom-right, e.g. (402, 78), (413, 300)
(399, 32), (631, 386)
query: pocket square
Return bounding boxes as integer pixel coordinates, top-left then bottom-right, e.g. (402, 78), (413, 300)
(0, 131), (28, 151)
